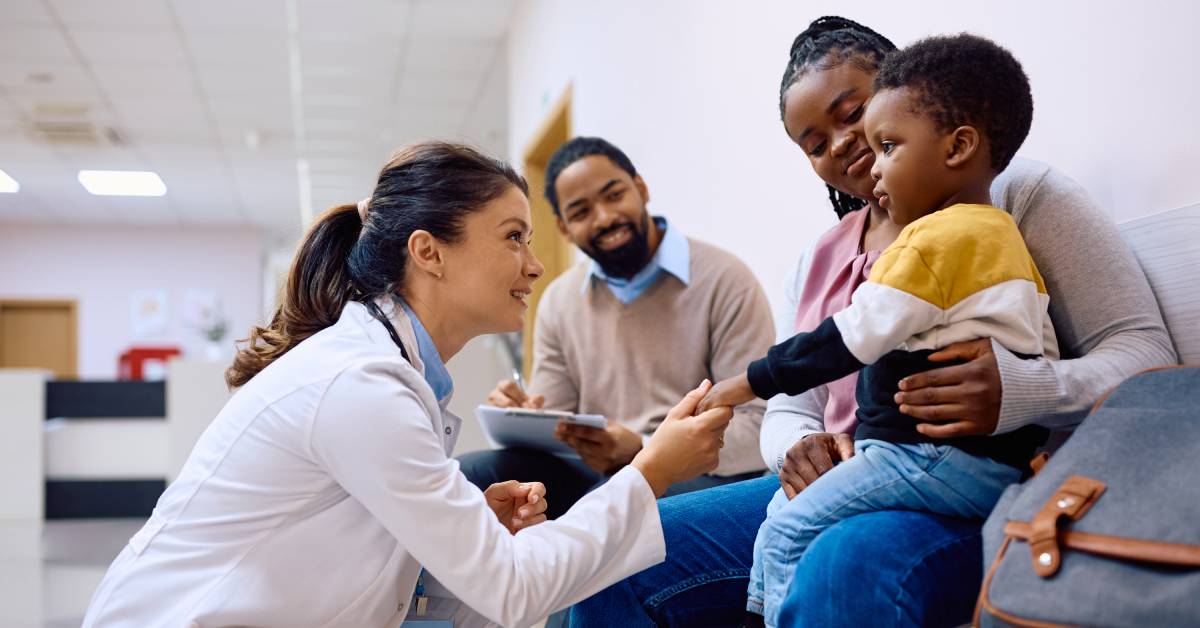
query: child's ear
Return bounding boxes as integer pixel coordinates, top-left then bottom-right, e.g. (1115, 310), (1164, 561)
(945, 125), (982, 169)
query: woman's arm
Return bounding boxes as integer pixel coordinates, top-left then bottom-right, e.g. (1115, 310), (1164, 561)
(309, 362), (665, 627)
(994, 162), (1177, 432)
(760, 245), (827, 474)
(762, 386), (828, 475)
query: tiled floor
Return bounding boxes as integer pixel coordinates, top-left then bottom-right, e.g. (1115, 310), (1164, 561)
(0, 518), (551, 628)
(0, 518), (143, 628)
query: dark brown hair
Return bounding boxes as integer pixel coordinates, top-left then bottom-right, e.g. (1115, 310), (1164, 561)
(226, 141), (527, 388)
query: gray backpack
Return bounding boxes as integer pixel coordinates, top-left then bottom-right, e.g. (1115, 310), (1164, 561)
(975, 367), (1200, 627)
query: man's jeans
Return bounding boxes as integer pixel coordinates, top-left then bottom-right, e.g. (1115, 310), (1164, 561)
(458, 447), (761, 519)
(569, 475), (989, 628)
(749, 440), (1020, 626)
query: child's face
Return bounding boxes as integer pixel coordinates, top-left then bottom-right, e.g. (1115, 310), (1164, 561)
(864, 87), (956, 226)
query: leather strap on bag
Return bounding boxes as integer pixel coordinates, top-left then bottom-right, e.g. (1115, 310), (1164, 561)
(1003, 521), (1200, 568)
(1025, 475), (1106, 577)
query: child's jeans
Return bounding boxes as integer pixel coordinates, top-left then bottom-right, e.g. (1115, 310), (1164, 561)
(746, 439), (1022, 627)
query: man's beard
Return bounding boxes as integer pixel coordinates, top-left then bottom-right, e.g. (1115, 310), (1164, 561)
(584, 212), (652, 280)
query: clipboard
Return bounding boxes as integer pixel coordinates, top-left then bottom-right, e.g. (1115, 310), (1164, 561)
(474, 405), (608, 456)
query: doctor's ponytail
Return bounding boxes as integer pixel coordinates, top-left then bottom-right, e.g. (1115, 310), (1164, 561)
(226, 142), (527, 388)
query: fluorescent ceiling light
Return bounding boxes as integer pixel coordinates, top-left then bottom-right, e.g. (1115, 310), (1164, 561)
(77, 170), (166, 196)
(0, 169), (18, 193)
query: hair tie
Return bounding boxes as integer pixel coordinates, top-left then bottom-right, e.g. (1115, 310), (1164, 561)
(356, 198), (370, 222)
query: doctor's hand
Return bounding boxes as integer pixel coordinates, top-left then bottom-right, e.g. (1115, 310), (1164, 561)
(632, 380), (734, 497)
(555, 422), (643, 475)
(487, 379), (545, 410)
(698, 372), (756, 414)
(484, 480), (548, 534)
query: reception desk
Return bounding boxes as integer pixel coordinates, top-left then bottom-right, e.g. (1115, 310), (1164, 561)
(0, 361), (230, 520)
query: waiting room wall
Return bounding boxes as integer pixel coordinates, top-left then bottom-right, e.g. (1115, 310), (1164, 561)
(507, 0), (1200, 312)
(0, 224), (263, 379)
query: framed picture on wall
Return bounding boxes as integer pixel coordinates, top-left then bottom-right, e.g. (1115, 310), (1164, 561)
(130, 289), (169, 338)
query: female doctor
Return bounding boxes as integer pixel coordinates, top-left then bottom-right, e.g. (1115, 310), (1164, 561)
(83, 142), (732, 627)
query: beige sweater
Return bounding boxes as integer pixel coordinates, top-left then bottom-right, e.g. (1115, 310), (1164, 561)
(530, 237), (774, 476)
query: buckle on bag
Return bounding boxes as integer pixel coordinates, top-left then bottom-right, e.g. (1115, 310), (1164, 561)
(1025, 475), (1106, 577)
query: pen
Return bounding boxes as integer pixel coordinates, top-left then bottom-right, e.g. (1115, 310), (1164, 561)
(512, 369), (528, 401)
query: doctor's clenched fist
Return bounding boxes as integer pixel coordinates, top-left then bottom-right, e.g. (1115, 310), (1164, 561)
(484, 480), (548, 534)
(631, 380), (733, 497)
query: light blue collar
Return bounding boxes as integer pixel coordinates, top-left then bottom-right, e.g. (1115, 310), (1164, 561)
(584, 216), (690, 304)
(397, 297), (454, 404)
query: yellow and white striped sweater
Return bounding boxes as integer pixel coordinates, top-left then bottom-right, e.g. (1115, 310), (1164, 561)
(747, 204), (1058, 465)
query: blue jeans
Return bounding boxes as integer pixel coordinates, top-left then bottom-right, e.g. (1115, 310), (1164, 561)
(749, 440), (1020, 626)
(570, 475), (991, 627)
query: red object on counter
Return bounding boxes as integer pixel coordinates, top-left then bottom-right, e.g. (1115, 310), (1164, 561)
(118, 347), (181, 381)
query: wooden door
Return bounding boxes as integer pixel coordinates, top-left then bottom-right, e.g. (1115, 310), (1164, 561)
(0, 300), (78, 379)
(520, 86), (576, 378)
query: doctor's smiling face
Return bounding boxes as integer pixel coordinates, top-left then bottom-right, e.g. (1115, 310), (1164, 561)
(438, 185), (545, 335)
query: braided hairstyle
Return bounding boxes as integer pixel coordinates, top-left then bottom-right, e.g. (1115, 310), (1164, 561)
(779, 16), (897, 219)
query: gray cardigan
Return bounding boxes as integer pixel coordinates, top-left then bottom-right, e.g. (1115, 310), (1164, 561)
(760, 158), (1177, 473)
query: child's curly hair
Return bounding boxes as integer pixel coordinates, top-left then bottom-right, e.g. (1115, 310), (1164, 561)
(874, 33), (1033, 171)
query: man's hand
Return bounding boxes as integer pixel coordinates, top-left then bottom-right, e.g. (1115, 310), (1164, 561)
(779, 433), (854, 499)
(487, 379), (545, 409)
(483, 480), (548, 534)
(895, 338), (1002, 438)
(556, 421), (644, 474)
(697, 372), (756, 413)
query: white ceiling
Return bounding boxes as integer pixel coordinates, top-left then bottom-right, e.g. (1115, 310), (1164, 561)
(0, 0), (513, 239)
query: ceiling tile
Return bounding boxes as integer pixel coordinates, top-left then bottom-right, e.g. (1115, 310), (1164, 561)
(68, 28), (189, 65)
(397, 74), (480, 106)
(193, 63), (291, 96)
(89, 62), (200, 99)
(0, 27), (77, 62)
(403, 38), (496, 77)
(57, 144), (149, 170)
(184, 29), (289, 69)
(0, 0), (55, 29)
(48, 0), (174, 28)
(170, 0), (288, 32)
(0, 60), (93, 91)
(298, 0), (411, 36)
(410, 0), (513, 40)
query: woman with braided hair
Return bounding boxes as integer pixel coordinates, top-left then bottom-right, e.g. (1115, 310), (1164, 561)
(570, 16), (1174, 627)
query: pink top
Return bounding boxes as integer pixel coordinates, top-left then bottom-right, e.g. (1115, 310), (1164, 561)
(793, 208), (880, 436)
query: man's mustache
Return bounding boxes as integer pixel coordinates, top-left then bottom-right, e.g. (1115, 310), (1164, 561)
(589, 222), (637, 248)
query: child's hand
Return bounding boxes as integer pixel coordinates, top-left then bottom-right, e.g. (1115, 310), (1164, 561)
(698, 373), (756, 413)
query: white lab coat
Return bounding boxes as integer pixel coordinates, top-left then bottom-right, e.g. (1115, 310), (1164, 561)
(83, 298), (665, 628)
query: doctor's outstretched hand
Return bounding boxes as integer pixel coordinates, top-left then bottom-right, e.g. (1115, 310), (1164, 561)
(484, 480), (548, 534)
(631, 380), (734, 497)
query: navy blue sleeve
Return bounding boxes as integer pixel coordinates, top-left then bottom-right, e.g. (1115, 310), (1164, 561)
(746, 316), (865, 399)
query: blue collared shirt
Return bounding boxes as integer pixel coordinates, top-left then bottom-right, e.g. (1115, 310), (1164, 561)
(585, 216), (690, 304)
(397, 298), (454, 405)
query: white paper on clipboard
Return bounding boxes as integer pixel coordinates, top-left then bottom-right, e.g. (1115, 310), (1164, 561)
(474, 405), (608, 456)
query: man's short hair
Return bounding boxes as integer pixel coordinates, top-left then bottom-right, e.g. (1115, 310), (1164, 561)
(874, 33), (1033, 171)
(544, 137), (638, 215)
